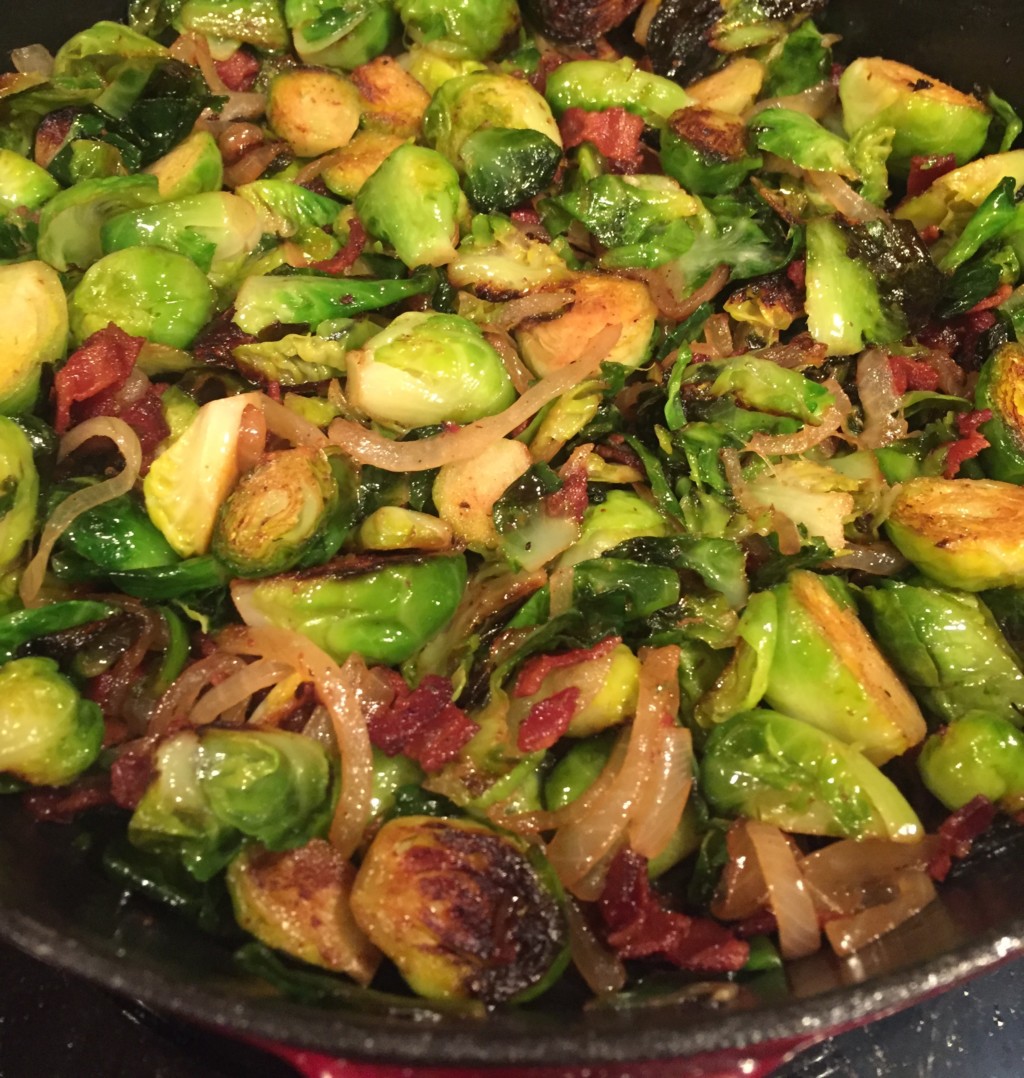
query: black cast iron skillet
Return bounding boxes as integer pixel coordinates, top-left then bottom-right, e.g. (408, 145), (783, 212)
(1, 0), (1023, 1068)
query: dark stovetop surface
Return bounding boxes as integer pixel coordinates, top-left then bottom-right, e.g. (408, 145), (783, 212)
(0, 940), (1020, 1078)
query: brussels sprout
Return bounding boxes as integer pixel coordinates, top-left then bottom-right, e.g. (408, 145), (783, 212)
(52, 19), (168, 73)
(0, 261), (68, 416)
(660, 106), (762, 196)
(230, 554), (468, 665)
(401, 44), (487, 95)
(0, 656), (104, 787)
(545, 58), (690, 127)
(144, 129), (224, 199)
(701, 708), (923, 842)
(100, 192), (263, 278)
(862, 580), (1024, 727)
(351, 56), (433, 138)
(227, 840), (380, 981)
(560, 490), (669, 568)
(515, 273), (657, 376)
(320, 130), (406, 199)
(839, 57), (990, 174)
(918, 713), (1024, 813)
(448, 213), (573, 298)
(346, 311), (515, 430)
(358, 506), (453, 551)
(55, 486), (178, 572)
(0, 149), (60, 211)
(232, 323), (375, 385)
(267, 69), (362, 158)
(144, 393), (261, 558)
(236, 179), (341, 238)
(130, 728), (333, 880)
(687, 56), (765, 115)
(286, 0), (397, 69)
(975, 343), (1024, 483)
(350, 815), (567, 1002)
(749, 108), (856, 177)
(178, 0), (291, 50)
(686, 354), (835, 425)
(885, 477), (1024, 591)
(36, 174), (163, 273)
(759, 571), (927, 764)
(233, 266), (430, 330)
(212, 448), (348, 577)
(70, 247), (215, 348)
(354, 144), (463, 267)
(394, 0), (521, 60)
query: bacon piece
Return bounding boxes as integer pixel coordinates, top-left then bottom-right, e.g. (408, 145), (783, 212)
(546, 464), (589, 522)
(192, 309), (259, 365)
(888, 354), (940, 395)
(511, 206), (542, 226)
(558, 107), (645, 173)
(367, 674), (476, 772)
(110, 741), (156, 810)
(968, 283), (1013, 313)
(310, 218), (368, 275)
(785, 258), (806, 293)
(517, 686), (579, 752)
(919, 224), (941, 245)
(906, 153), (957, 199)
(944, 408), (992, 478)
(22, 779), (113, 823)
(512, 636), (621, 698)
(928, 795), (998, 882)
(598, 848), (749, 972)
(214, 48), (261, 92)
(53, 324), (145, 433)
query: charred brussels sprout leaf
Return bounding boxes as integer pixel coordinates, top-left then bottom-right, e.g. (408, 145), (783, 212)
(0, 656), (104, 787)
(0, 601), (117, 665)
(701, 708), (922, 841)
(862, 581), (1024, 728)
(231, 554), (468, 665)
(350, 816), (568, 1002)
(660, 106), (762, 196)
(918, 713), (1024, 813)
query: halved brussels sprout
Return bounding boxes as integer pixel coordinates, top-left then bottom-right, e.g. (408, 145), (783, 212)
(212, 448), (348, 577)
(321, 130), (406, 200)
(0, 149), (60, 211)
(69, 246), (215, 348)
(560, 490), (669, 568)
(351, 55), (432, 137)
(0, 418), (38, 571)
(839, 57), (990, 175)
(660, 106), (761, 196)
(545, 58), (690, 127)
(235, 179), (341, 237)
(286, 0), (397, 69)
(354, 144), (463, 267)
(759, 571), (927, 764)
(230, 554), (468, 665)
(358, 506), (453, 551)
(918, 712), (1024, 813)
(227, 840), (380, 981)
(346, 311), (515, 429)
(0, 261), (69, 415)
(0, 656), (104, 787)
(514, 273), (657, 377)
(394, 0), (521, 60)
(885, 477), (1024, 591)
(267, 69), (362, 158)
(178, 0), (291, 50)
(701, 708), (923, 842)
(686, 56), (765, 115)
(975, 343), (1024, 483)
(144, 130), (224, 199)
(350, 815), (568, 1002)
(401, 44), (486, 95)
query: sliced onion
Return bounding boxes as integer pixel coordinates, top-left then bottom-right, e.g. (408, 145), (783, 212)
(171, 32), (229, 94)
(704, 313), (734, 358)
(328, 324), (621, 472)
(148, 652), (249, 735)
(547, 565), (575, 618)
(236, 402), (268, 473)
(260, 394), (330, 448)
(721, 447), (802, 556)
(819, 542), (909, 576)
(224, 142), (283, 188)
(217, 122), (265, 164)
(545, 645), (680, 897)
(804, 170), (889, 224)
(188, 658), (295, 728)
(756, 336), (828, 370)
(711, 822), (768, 922)
(628, 726), (693, 861)
(623, 263), (729, 323)
(11, 44), (54, 77)
(857, 348), (907, 449)
(217, 92), (267, 123)
(488, 290), (573, 330)
(20, 418), (143, 607)
(748, 81), (837, 121)
(745, 820), (820, 960)
(823, 870), (936, 956)
(745, 404), (843, 457)
(566, 897), (627, 995)
(919, 348), (967, 397)
(484, 328), (534, 394)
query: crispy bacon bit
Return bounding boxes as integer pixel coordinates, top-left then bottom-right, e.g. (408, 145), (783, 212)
(517, 686), (579, 752)
(511, 206), (542, 226)
(546, 465), (589, 522)
(785, 258), (806, 293)
(968, 283), (1013, 313)
(214, 47), (260, 92)
(110, 741), (156, 810)
(192, 309), (259, 365)
(944, 408), (992, 478)
(53, 324), (145, 434)
(512, 636), (621, 698)
(919, 224), (941, 245)
(888, 354), (941, 395)
(558, 107), (645, 173)
(368, 674), (476, 772)
(529, 51), (568, 94)
(906, 153), (957, 198)
(310, 218), (368, 275)
(22, 779), (113, 823)
(928, 795), (998, 882)
(599, 849), (749, 972)
(110, 389), (171, 466)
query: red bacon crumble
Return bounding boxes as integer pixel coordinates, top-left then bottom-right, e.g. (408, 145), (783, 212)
(517, 686), (579, 752)
(368, 674), (476, 772)
(968, 283), (1013, 313)
(598, 849), (749, 972)
(944, 408), (992, 478)
(110, 741), (156, 810)
(546, 465), (589, 522)
(906, 153), (957, 198)
(888, 354), (941, 395)
(558, 107), (645, 173)
(512, 636), (621, 698)
(54, 324), (144, 433)
(928, 795), (998, 882)
(23, 779), (113, 823)
(310, 218), (368, 275)
(919, 224), (941, 245)
(785, 258), (806, 292)
(511, 206), (542, 227)
(214, 48), (261, 92)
